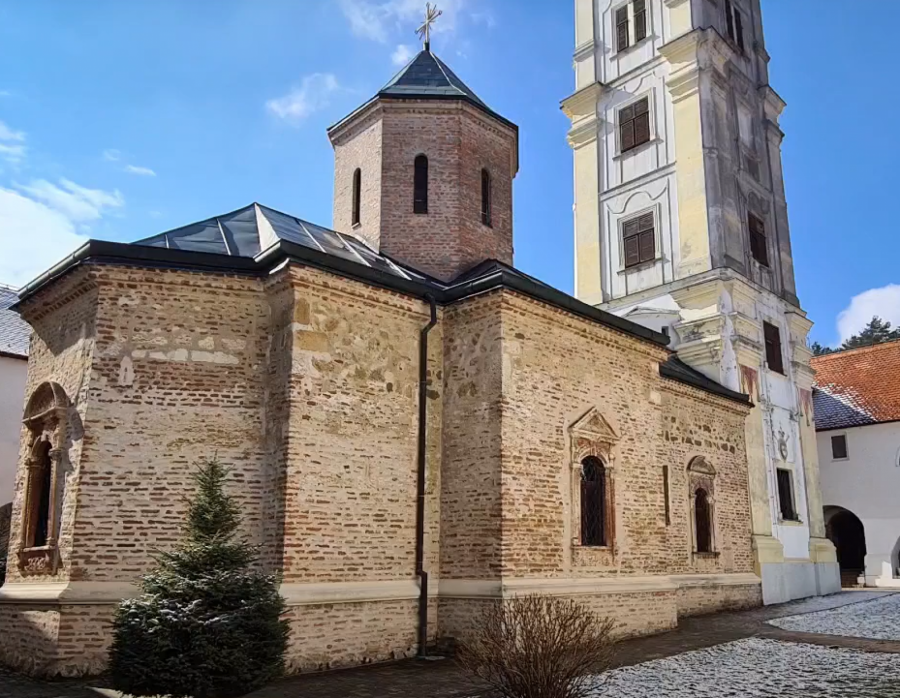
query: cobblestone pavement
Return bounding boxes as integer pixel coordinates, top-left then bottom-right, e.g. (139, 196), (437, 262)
(768, 592), (900, 641)
(2, 591), (897, 698)
(598, 638), (900, 697)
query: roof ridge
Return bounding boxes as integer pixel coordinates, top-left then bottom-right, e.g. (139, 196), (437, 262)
(811, 337), (900, 362)
(429, 51), (468, 98)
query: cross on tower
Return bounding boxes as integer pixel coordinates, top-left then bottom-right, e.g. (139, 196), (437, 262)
(416, 3), (442, 52)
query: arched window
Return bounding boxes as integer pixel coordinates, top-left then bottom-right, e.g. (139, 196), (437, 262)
(581, 457), (607, 547)
(481, 169), (492, 227)
(414, 155), (429, 214)
(28, 440), (53, 548)
(352, 168), (362, 226)
(694, 488), (712, 553)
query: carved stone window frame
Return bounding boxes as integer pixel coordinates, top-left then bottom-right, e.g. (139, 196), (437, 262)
(569, 408), (619, 558)
(18, 381), (69, 575)
(687, 456), (718, 558)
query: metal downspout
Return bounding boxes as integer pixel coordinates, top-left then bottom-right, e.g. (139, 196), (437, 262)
(416, 293), (438, 658)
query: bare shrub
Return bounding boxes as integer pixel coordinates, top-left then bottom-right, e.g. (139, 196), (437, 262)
(458, 595), (616, 698)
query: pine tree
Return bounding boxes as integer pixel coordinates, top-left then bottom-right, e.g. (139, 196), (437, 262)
(841, 316), (900, 350)
(810, 341), (836, 356)
(110, 458), (289, 698)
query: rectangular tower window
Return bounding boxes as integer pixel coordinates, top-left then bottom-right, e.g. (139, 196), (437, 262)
(619, 97), (651, 153)
(749, 213), (768, 266)
(763, 321), (785, 375)
(725, 0), (745, 52)
(776, 468), (798, 521)
(623, 211), (655, 268)
(633, 0), (647, 42)
(831, 434), (849, 460)
(615, 5), (630, 52)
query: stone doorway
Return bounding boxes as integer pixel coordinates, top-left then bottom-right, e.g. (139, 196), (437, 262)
(825, 506), (867, 587)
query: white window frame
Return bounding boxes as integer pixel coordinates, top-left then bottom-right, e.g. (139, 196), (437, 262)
(613, 90), (657, 158)
(617, 203), (663, 272)
(612, 0), (651, 55)
(831, 433), (850, 462)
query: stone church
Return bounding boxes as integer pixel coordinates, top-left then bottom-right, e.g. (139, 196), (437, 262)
(0, 6), (807, 678)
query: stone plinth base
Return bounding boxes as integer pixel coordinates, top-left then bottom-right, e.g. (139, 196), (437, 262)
(0, 574), (763, 678)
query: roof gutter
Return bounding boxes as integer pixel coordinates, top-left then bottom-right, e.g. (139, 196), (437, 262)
(13, 239), (753, 403)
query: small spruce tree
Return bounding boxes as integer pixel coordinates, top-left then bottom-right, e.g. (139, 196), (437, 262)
(110, 458), (289, 698)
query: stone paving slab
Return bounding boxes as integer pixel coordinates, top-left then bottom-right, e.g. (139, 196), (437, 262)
(768, 592), (900, 641)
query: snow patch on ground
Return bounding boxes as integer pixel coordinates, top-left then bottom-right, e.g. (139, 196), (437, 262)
(595, 638), (900, 697)
(768, 593), (900, 641)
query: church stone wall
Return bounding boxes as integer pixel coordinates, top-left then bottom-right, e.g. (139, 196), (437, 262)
(69, 266), (271, 582)
(440, 292), (503, 582)
(0, 263), (759, 677)
(5, 268), (99, 587)
(275, 266), (443, 585)
(498, 290), (754, 578)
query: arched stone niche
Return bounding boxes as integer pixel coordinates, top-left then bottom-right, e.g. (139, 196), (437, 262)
(569, 407), (619, 565)
(17, 381), (70, 575)
(687, 456), (717, 557)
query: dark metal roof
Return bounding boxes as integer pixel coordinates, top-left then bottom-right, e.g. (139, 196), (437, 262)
(0, 285), (30, 358)
(381, 50), (489, 106)
(659, 355), (751, 405)
(329, 49), (517, 134)
(135, 203), (428, 284)
(15, 203), (746, 405)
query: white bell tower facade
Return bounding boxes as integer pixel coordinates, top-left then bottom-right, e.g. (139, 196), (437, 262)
(563, 0), (840, 603)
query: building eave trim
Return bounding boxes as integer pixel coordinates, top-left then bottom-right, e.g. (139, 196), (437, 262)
(0, 574), (760, 605)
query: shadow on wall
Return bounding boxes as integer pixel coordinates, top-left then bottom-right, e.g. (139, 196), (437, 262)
(0, 502), (10, 584)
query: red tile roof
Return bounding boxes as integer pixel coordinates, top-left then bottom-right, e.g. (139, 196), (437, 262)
(811, 340), (900, 430)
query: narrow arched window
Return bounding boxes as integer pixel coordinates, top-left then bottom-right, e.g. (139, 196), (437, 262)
(581, 457), (607, 547)
(28, 440), (53, 548)
(481, 169), (492, 227)
(352, 168), (361, 226)
(414, 155), (429, 214)
(695, 488), (712, 553)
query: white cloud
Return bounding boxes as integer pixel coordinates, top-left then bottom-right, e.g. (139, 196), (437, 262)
(0, 121), (24, 142)
(836, 284), (900, 343)
(0, 143), (26, 164)
(391, 43), (415, 66)
(0, 187), (90, 288)
(338, 0), (466, 44)
(124, 164), (156, 177)
(103, 149), (121, 162)
(15, 178), (123, 223)
(0, 91), (11, 98)
(0, 120), (26, 164)
(266, 73), (341, 123)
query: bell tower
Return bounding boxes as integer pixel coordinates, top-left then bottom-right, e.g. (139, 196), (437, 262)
(563, 0), (840, 604)
(328, 45), (518, 282)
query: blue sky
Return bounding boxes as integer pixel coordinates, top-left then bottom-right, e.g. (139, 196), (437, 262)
(0, 0), (896, 347)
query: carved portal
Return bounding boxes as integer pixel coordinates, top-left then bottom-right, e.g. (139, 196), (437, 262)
(687, 456), (717, 558)
(17, 381), (69, 575)
(569, 408), (619, 564)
